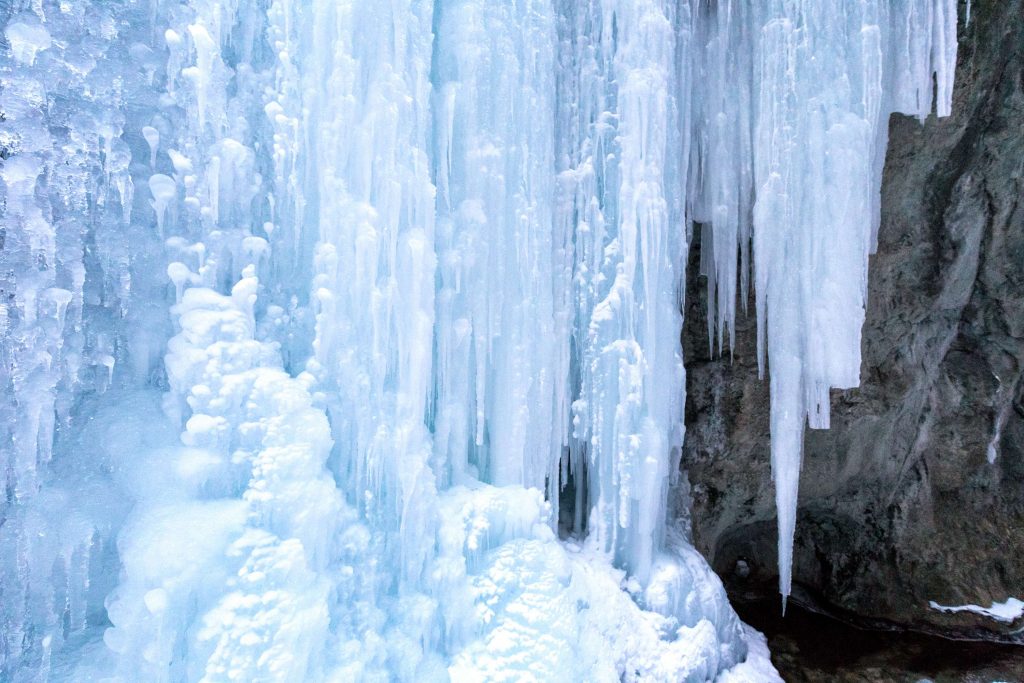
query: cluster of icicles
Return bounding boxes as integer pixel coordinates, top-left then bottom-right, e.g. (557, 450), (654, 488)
(0, 0), (956, 679)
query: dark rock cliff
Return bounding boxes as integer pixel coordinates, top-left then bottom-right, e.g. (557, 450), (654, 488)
(683, 0), (1024, 639)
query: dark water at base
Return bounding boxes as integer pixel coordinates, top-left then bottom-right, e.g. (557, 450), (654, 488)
(733, 599), (1024, 682)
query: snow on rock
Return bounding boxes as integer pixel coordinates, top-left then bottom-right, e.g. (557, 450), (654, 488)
(929, 598), (1024, 624)
(715, 626), (783, 683)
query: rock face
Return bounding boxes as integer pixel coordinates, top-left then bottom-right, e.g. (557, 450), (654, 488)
(684, 0), (1024, 639)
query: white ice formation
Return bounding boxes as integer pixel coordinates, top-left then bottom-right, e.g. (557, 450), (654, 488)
(929, 598), (1024, 624)
(0, 0), (957, 680)
(690, 0), (957, 607)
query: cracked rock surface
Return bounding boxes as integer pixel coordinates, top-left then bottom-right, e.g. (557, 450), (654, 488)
(683, 0), (1024, 639)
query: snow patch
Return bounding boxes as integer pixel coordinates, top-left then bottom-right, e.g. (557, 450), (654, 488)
(929, 598), (1024, 623)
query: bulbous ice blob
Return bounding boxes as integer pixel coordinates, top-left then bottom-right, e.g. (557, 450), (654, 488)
(5, 21), (51, 65)
(167, 149), (194, 176)
(166, 262), (196, 302)
(40, 288), (73, 326)
(164, 28), (182, 47)
(0, 155), (42, 188)
(241, 236), (269, 266)
(149, 174), (176, 234)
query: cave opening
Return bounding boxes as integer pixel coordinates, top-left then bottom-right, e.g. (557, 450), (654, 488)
(557, 449), (588, 540)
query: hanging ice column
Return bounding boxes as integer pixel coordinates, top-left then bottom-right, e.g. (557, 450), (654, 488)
(691, 0), (958, 606)
(688, 0), (755, 354)
(559, 0), (691, 584)
(432, 0), (566, 495)
(279, 0), (442, 582)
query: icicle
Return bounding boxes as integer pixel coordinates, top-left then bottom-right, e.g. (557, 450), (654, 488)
(691, 0), (958, 605)
(142, 126), (160, 168)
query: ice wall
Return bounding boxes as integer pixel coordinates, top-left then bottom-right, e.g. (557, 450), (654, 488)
(0, 0), (169, 674)
(0, 0), (957, 679)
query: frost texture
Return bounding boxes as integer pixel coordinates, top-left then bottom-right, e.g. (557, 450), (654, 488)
(0, 0), (955, 679)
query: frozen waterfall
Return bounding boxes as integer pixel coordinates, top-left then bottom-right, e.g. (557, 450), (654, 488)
(0, 0), (956, 680)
